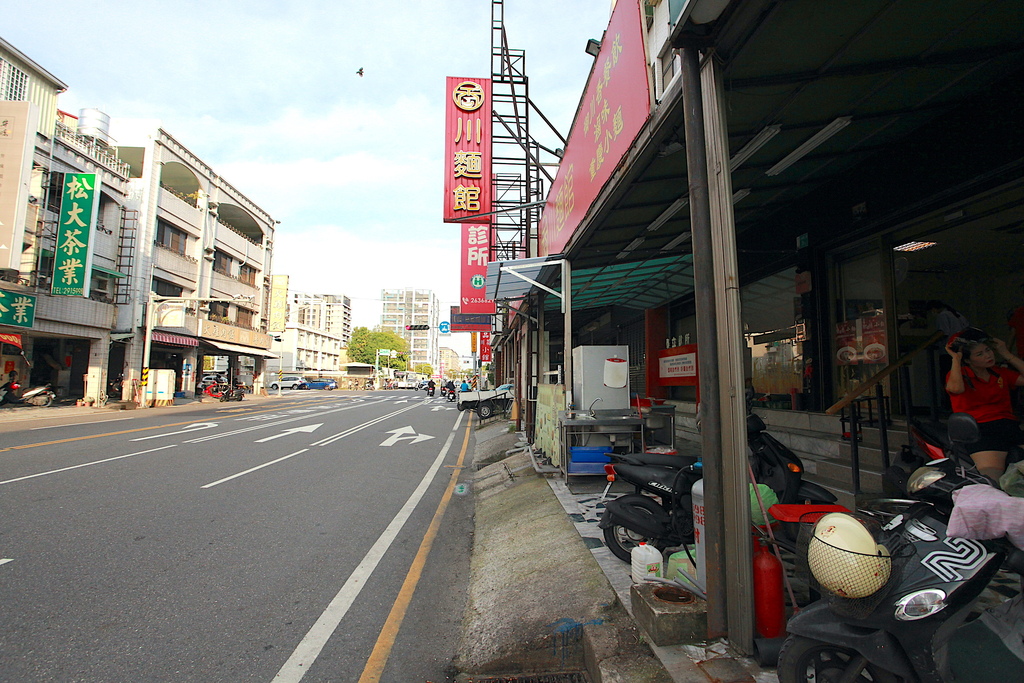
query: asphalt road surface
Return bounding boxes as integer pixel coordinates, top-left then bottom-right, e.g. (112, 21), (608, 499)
(0, 391), (476, 682)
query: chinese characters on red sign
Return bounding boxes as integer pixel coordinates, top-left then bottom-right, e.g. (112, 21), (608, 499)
(480, 332), (492, 363)
(443, 78), (492, 224)
(460, 223), (495, 314)
(538, 0), (649, 256)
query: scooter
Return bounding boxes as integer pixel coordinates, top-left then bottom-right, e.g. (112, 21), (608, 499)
(445, 386), (457, 402)
(219, 382), (245, 402)
(0, 379), (22, 406)
(779, 413), (1024, 683)
(599, 412), (838, 561)
(426, 385), (436, 397)
(20, 384), (56, 407)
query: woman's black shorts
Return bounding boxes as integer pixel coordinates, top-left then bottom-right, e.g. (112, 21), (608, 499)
(968, 418), (1024, 454)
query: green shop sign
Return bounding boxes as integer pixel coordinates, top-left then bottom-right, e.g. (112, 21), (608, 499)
(52, 173), (97, 297)
(0, 289), (36, 328)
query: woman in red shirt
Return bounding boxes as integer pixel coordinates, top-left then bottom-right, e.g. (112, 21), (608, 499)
(946, 330), (1024, 481)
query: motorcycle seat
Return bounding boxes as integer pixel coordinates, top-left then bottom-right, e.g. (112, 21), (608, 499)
(768, 503), (848, 523)
(611, 452), (697, 469)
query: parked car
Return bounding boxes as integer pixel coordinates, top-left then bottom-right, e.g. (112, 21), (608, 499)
(270, 375), (308, 390)
(306, 378), (337, 390)
(457, 383), (514, 418)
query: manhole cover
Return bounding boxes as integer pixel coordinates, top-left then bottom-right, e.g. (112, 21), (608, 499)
(470, 674), (589, 683)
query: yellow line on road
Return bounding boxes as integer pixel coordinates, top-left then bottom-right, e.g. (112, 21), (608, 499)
(0, 397), (351, 453)
(356, 415), (474, 683)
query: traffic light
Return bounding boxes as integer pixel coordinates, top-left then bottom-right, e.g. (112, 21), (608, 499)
(405, 324), (430, 330)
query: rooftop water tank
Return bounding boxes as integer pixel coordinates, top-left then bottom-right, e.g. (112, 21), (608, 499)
(77, 108), (112, 144)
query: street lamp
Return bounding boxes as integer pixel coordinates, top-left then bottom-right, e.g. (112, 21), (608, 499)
(142, 291), (257, 408)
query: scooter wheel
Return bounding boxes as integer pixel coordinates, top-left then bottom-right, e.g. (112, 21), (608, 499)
(601, 495), (665, 563)
(777, 635), (904, 683)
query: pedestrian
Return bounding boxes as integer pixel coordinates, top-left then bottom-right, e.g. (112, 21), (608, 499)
(928, 300), (970, 338)
(945, 327), (1024, 482)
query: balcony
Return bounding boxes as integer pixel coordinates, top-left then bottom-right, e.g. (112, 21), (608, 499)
(53, 120), (132, 179)
(211, 270), (260, 300)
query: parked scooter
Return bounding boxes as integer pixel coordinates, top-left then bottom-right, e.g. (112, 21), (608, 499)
(0, 378), (22, 406)
(20, 384), (56, 407)
(219, 382), (245, 402)
(599, 412), (837, 561)
(779, 413), (1024, 683)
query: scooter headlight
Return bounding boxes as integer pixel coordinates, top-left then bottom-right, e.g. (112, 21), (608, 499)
(894, 589), (947, 620)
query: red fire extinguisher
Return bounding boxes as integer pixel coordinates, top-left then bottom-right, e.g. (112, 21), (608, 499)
(753, 538), (785, 638)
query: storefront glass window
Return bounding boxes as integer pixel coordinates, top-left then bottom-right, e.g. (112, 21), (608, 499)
(833, 252), (889, 403)
(742, 267), (805, 409)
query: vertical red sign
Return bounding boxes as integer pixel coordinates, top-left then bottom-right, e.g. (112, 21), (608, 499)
(461, 222), (496, 314)
(444, 77), (492, 223)
(480, 332), (492, 363)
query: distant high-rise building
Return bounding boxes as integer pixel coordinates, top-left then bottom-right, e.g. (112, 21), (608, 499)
(289, 292), (352, 345)
(380, 288), (439, 371)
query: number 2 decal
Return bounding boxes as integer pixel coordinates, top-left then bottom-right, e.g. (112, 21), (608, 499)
(921, 537), (987, 582)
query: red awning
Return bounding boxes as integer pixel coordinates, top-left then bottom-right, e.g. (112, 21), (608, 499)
(151, 331), (199, 347)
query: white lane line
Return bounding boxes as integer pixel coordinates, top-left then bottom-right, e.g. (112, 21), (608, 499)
(273, 410), (466, 682)
(0, 559), (12, 566)
(185, 400), (392, 444)
(310, 404), (421, 447)
(0, 445), (177, 485)
(30, 417), (135, 430)
(201, 449), (309, 489)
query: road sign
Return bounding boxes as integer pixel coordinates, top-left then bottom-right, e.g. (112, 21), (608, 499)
(439, 321), (451, 334)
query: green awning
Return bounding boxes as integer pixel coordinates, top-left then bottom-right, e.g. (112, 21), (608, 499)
(92, 265), (127, 278)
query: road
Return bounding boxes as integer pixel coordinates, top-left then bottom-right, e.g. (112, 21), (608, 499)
(0, 390), (475, 682)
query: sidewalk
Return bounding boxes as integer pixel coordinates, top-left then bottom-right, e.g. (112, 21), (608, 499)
(457, 420), (778, 683)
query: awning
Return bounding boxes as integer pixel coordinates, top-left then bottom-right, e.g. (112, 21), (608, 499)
(151, 331), (199, 347)
(203, 339), (277, 358)
(485, 255), (564, 301)
(92, 265), (127, 278)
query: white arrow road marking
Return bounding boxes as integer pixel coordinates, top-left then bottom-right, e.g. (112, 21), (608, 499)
(430, 406), (455, 411)
(273, 410), (466, 682)
(187, 400), (392, 444)
(201, 449), (309, 489)
(0, 559), (13, 566)
(380, 426), (435, 447)
(0, 445), (177, 485)
(130, 422), (218, 441)
(254, 424), (323, 443)
(392, 400), (410, 404)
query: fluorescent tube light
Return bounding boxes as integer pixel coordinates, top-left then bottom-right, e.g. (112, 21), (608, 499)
(893, 241), (937, 252)
(616, 236), (646, 260)
(646, 196), (690, 232)
(732, 188), (751, 204)
(661, 232), (691, 251)
(729, 125), (781, 171)
(765, 117), (852, 177)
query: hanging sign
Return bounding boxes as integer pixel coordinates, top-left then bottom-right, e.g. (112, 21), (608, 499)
(443, 77), (492, 223)
(52, 173), (98, 296)
(0, 291), (35, 329)
(460, 222), (496, 314)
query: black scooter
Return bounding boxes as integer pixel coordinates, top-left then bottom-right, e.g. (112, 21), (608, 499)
(779, 413), (1024, 683)
(599, 412), (837, 561)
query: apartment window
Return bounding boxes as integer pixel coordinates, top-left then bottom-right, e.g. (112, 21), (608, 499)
(0, 58), (28, 101)
(209, 302), (229, 319)
(156, 220), (189, 255)
(236, 307), (255, 328)
(213, 250), (232, 276)
(239, 264), (257, 286)
(152, 278), (183, 297)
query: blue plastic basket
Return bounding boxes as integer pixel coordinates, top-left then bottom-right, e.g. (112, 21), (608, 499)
(570, 446), (612, 463)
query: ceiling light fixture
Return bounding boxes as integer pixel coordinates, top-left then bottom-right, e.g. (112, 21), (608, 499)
(646, 196), (689, 232)
(729, 125), (781, 171)
(765, 116), (852, 177)
(893, 241), (937, 252)
(661, 232), (691, 251)
(616, 236), (646, 260)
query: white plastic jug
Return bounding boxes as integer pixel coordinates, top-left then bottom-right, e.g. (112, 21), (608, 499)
(630, 542), (662, 584)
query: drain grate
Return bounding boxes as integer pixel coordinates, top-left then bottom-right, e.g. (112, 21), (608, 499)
(468, 674), (589, 683)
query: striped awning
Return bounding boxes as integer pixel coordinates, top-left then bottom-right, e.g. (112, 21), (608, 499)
(151, 331), (199, 347)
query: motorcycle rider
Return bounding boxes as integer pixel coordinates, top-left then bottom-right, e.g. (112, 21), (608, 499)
(0, 370), (23, 406)
(426, 379), (436, 396)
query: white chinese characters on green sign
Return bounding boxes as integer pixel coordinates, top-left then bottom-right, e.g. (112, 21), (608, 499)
(0, 289), (36, 328)
(51, 173), (97, 296)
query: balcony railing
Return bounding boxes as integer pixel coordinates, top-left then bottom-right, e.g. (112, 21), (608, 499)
(53, 120), (132, 179)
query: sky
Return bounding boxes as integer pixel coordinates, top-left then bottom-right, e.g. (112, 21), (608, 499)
(3, 0), (613, 353)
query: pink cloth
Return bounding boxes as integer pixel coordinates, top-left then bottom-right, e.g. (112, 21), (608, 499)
(948, 484), (1024, 549)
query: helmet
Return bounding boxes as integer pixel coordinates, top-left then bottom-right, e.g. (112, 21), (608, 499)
(947, 326), (989, 355)
(807, 512), (892, 598)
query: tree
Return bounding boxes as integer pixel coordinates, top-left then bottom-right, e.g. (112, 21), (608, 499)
(347, 327), (409, 367)
(414, 363), (433, 377)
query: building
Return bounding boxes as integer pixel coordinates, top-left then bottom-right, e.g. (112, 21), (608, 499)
(438, 346), (461, 379)
(1, 38), (132, 403)
(109, 118), (277, 398)
(379, 288), (439, 370)
(0, 36), (278, 404)
(270, 291), (350, 376)
(289, 291), (352, 345)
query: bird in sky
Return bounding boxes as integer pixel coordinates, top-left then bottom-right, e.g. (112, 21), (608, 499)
(356, 68), (364, 77)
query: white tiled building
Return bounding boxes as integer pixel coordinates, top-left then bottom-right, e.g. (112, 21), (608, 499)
(380, 288), (440, 371)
